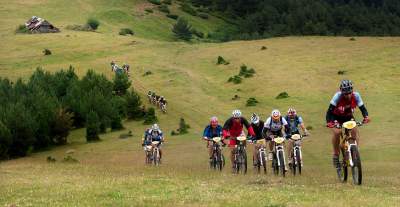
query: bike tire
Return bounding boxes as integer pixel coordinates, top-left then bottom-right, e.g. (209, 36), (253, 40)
(261, 151), (267, 174)
(296, 149), (302, 175)
(292, 155), (296, 176)
(278, 151), (285, 177)
(153, 149), (160, 166)
(272, 153), (279, 175)
(339, 148), (348, 182)
(217, 150), (223, 171)
(351, 146), (362, 185)
(242, 150), (247, 174)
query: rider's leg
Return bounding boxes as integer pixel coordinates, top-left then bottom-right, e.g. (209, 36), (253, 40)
(351, 127), (359, 146)
(208, 141), (213, 159)
(331, 128), (341, 168)
(268, 140), (274, 160)
(230, 147), (235, 169)
(253, 144), (260, 166)
(287, 139), (294, 165)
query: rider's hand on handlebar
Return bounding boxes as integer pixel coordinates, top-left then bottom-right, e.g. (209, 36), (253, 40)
(362, 116), (370, 124)
(326, 121), (335, 128)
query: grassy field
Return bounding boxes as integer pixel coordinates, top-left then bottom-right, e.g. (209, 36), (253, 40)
(1, 0), (400, 206)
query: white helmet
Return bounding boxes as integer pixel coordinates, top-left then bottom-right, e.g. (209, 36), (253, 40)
(250, 113), (260, 124)
(271, 109), (281, 121)
(151, 124), (160, 131)
(232, 109), (242, 118)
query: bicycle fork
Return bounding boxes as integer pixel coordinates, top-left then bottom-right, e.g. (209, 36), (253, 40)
(293, 146), (303, 167)
(259, 148), (266, 166)
(346, 141), (358, 167)
(276, 147), (286, 167)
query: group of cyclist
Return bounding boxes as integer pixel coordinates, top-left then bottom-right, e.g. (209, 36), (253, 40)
(202, 80), (370, 172)
(203, 108), (308, 171)
(142, 80), (370, 174)
(147, 91), (167, 113)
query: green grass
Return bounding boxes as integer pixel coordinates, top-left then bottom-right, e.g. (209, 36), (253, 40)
(1, 0), (400, 206)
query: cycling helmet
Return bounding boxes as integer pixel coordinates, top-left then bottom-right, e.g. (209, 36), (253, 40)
(250, 113), (260, 124)
(210, 116), (218, 125)
(151, 124), (160, 131)
(340, 80), (353, 94)
(287, 108), (297, 117)
(271, 109), (281, 121)
(232, 109), (242, 118)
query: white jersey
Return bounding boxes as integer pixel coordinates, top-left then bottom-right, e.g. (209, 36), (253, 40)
(264, 117), (288, 132)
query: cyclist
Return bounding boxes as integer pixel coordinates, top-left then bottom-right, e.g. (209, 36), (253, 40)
(142, 124), (164, 160)
(222, 109), (255, 171)
(202, 116), (223, 162)
(249, 113), (265, 167)
(147, 91), (152, 103)
(285, 108), (310, 167)
(262, 109), (289, 162)
(326, 80), (369, 170)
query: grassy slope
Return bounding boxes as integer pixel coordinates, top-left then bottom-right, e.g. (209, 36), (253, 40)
(1, 0), (400, 206)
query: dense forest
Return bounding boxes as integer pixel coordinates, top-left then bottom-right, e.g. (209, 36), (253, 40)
(191, 0), (400, 40)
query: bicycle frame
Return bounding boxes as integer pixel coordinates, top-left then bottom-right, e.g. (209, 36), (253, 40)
(273, 137), (286, 167)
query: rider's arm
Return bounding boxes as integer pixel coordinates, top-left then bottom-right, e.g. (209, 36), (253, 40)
(202, 126), (210, 140)
(326, 104), (336, 123)
(281, 117), (290, 138)
(222, 118), (233, 138)
(242, 118), (255, 137)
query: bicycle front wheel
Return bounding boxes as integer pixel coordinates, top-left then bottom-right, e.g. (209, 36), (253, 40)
(351, 146), (362, 185)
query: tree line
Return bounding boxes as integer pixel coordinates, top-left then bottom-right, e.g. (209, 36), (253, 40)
(190, 0), (400, 40)
(0, 66), (147, 160)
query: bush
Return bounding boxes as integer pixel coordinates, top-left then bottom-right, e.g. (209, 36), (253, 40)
(86, 18), (100, 30)
(172, 18), (192, 41)
(148, 0), (161, 5)
(261, 46), (267, 50)
(143, 71), (153, 76)
(198, 13), (209, 19)
(111, 114), (124, 131)
(349, 37), (356, 41)
(15, 24), (30, 34)
(113, 73), (131, 96)
(178, 118), (190, 134)
(217, 56), (229, 65)
(47, 156), (56, 163)
(126, 90), (144, 120)
(166, 14), (179, 20)
(337, 70), (346, 75)
(238, 64), (255, 78)
(171, 130), (178, 136)
(63, 155), (79, 163)
(158, 5), (170, 13)
(246, 97), (259, 106)
(162, 0), (172, 5)
(43, 48), (52, 55)
(181, 3), (197, 16)
(51, 108), (73, 145)
(143, 107), (158, 124)
(191, 28), (204, 38)
(276, 92), (289, 99)
(86, 111), (100, 142)
(228, 75), (242, 84)
(232, 94), (240, 100)
(119, 28), (134, 36)
(0, 121), (12, 159)
(145, 8), (154, 13)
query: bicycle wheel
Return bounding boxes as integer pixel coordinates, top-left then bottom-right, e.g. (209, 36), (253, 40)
(351, 146), (362, 185)
(278, 151), (286, 177)
(146, 151), (152, 164)
(292, 155), (297, 176)
(260, 151), (267, 174)
(153, 149), (160, 166)
(242, 150), (247, 174)
(338, 148), (348, 182)
(296, 149), (302, 175)
(217, 150), (223, 171)
(272, 153), (279, 175)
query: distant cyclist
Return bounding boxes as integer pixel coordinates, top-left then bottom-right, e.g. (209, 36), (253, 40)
(222, 109), (255, 171)
(249, 113), (265, 166)
(262, 109), (289, 161)
(202, 116), (223, 162)
(326, 80), (369, 170)
(142, 124), (164, 160)
(285, 108), (310, 167)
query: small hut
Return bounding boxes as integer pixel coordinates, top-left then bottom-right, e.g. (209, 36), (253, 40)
(25, 16), (60, 33)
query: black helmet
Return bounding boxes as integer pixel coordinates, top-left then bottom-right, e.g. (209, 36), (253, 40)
(340, 80), (353, 94)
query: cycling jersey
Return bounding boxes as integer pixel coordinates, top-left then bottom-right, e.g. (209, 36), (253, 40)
(285, 115), (303, 134)
(250, 120), (265, 140)
(222, 117), (255, 146)
(326, 91), (368, 123)
(143, 129), (163, 145)
(264, 117), (288, 132)
(203, 125), (223, 139)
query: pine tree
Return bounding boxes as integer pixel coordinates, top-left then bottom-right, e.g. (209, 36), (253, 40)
(86, 111), (100, 142)
(172, 18), (192, 41)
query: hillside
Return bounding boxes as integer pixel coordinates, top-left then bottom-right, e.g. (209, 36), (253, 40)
(1, 0), (400, 206)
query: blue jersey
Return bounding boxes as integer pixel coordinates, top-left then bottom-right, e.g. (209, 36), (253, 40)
(285, 115), (303, 134)
(203, 125), (222, 139)
(144, 129), (163, 145)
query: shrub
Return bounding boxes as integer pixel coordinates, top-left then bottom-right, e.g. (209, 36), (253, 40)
(0, 121), (12, 159)
(228, 75), (242, 84)
(47, 156), (56, 162)
(63, 155), (79, 163)
(178, 118), (190, 134)
(143, 107), (158, 124)
(162, 0), (172, 5)
(198, 13), (209, 19)
(349, 37), (356, 41)
(238, 64), (255, 78)
(158, 4), (170, 13)
(143, 71), (153, 76)
(246, 97), (259, 106)
(276, 92), (289, 99)
(261, 46), (267, 50)
(166, 14), (179, 20)
(51, 108), (73, 145)
(172, 18), (192, 41)
(119, 28), (134, 35)
(86, 18), (100, 30)
(43, 48), (52, 55)
(15, 24), (30, 34)
(232, 94), (240, 100)
(145, 8), (154, 13)
(126, 90), (144, 119)
(86, 111), (100, 142)
(111, 114), (124, 131)
(217, 56), (229, 65)
(337, 70), (346, 75)
(148, 0), (161, 5)
(113, 73), (131, 96)
(191, 28), (204, 38)
(181, 3), (197, 16)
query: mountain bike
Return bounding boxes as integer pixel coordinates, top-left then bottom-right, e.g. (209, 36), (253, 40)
(210, 137), (225, 171)
(151, 141), (161, 166)
(271, 136), (286, 177)
(253, 139), (267, 174)
(336, 120), (363, 185)
(290, 134), (308, 175)
(160, 102), (167, 113)
(233, 136), (248, 174)
(144, 144), (153, 164)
